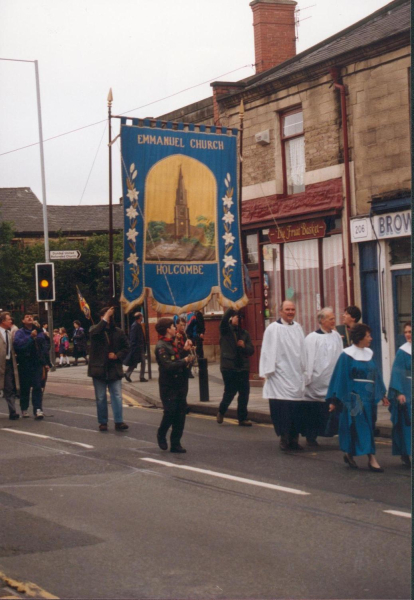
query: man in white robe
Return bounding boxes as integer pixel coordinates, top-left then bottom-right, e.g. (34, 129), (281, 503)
(304, 307), (343, 445)
(259, 300), (307, 451)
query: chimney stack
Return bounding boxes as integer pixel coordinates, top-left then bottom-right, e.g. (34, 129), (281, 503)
(250, 0), (297, 74)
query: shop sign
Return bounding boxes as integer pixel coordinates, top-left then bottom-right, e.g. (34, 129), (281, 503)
(268, 219), (326, 243)
(351, 210), (411, 243)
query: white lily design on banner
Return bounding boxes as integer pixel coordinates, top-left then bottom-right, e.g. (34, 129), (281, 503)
(222, 172), (237, 292)
(125, 163), (140, 292)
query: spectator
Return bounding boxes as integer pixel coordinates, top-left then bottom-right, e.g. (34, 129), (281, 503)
(0, 311), (20, 420)
(14, 313), (51, 419)
(124, 312), (147, 382)
(72, 320), (88, 366)
(58, 327), (70, 367)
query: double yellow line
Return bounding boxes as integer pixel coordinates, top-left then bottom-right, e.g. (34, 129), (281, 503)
(0, 570), (58, 599)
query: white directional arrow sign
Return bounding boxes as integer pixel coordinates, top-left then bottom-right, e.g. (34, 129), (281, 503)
(50, 250), (81, 260)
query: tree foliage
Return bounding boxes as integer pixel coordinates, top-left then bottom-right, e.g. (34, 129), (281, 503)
(0, 223), (123, 332)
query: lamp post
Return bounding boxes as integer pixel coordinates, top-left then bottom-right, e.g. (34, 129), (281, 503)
(0, 57), (55, 367)
(108, 88), (114, 298)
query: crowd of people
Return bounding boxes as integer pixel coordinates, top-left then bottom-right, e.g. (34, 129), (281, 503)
(0, 302), (411, 471)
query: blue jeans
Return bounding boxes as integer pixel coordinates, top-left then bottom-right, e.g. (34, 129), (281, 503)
(93, 378), (123, 424)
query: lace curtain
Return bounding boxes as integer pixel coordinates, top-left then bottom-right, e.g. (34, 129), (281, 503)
(286, 136), (305, 193)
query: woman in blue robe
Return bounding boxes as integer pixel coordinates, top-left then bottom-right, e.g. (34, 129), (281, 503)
(388, 322), (411, 467)
(326, 323), (388, 472)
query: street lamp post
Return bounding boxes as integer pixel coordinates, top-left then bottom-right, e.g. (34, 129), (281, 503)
(0, 57), (55, 367)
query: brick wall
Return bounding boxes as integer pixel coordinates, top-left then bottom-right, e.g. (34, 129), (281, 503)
(345, 49), (411, 214)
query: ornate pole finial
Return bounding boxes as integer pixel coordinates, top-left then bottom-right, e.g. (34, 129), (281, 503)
(107, 88), (113, 107)
(239, 98), (245, 120)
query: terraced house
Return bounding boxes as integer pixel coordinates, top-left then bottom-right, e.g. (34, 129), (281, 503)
(159, 0), (411, 381)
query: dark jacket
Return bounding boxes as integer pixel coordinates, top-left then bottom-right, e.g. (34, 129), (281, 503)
(219, 309), (254, 371)
(87, 319), (129, 381)
(14, 327), (51, 368)
(123, 321), (144, 368)
(155, 338), (189, 401)
(73, 327), (87, 352)
(186, 311), (205, 342)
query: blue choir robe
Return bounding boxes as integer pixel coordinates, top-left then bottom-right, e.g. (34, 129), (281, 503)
(326, 345), (386, 456)
(388, 342), (411, 457)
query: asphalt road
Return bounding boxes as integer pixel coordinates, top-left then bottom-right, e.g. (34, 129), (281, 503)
(0, 393), (410, 600)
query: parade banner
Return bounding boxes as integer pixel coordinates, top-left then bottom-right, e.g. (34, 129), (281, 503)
(120, 120), (248, 314)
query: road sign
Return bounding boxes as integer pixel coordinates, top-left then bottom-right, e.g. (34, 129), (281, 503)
(50, 250), (81, 260)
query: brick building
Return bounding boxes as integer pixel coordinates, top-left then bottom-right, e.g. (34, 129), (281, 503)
(158, 0), (411, 379)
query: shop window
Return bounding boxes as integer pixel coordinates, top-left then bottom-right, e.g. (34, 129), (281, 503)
(390, 237), (411, 265)
(281, 109), (305, 195)
(263, 243), (282, 327)
(323, 235), (345, 323)
(246, 233), (259, 271)
(284, 238), (320, 335)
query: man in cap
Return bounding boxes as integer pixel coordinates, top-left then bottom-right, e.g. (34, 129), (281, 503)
(124, 311), (147, 382)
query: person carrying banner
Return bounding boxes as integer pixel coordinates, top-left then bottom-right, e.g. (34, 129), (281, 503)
(155, 318), (194, 453)
(88, 307), (129, 432)
(217, 309), (254, 426)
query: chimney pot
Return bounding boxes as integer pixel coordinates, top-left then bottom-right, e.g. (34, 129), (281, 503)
(250, 0), (297, 74)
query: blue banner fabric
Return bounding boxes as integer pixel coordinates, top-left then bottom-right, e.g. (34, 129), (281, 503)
(120, 124), (248, 314)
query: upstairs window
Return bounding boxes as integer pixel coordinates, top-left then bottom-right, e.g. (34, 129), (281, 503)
(281, 109), (305, 195)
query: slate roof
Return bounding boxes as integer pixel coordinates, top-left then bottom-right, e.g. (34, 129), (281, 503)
(0, 188), (123, 236)
(242, 0), (410, 92)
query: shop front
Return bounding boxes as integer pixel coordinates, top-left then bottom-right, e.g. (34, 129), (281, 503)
(244, 216), (345, 375)
(351, 198), (411, 382)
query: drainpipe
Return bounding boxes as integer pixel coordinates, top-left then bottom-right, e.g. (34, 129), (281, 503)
(330, 67), (355, 306)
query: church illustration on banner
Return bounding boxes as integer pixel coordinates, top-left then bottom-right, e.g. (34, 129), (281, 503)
(145, 156), (217, 263)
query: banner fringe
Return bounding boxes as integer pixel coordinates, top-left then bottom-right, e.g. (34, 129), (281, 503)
(120, 289), (249, 315)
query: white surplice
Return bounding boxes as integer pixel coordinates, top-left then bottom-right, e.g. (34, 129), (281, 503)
(304, 329), (343, 401)
(259, 321), (307, 400)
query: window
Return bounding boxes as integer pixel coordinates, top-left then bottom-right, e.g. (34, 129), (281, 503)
(281, 109), (305, 195)
(246, 233), (259, 271)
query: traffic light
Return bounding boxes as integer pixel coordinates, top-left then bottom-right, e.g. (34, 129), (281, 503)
(35, 263), (55, 302)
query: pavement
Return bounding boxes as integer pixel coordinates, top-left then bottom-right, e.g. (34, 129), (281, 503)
(46, 360), (393, 438)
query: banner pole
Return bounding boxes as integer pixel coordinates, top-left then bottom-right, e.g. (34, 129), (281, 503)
(108, 88), (114, 298)
(238, 99), (247, 268)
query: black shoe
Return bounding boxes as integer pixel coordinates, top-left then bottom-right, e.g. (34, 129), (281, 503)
(401, 454), (411, 467)
(279, 440), (290, 451)
(115, 422), (129, 431)
(216, 412), (224, 424)
(306, 438), (319, 447)
(170, 446), (187, 453)
(239, 420), (253, 427)
(9, 412), (20, 421)
(99, 424), (108, 432)
(188, 373), (195, 379)
(289, 441), (304, 451)
(368, 462), (384, 473)
(344, 454), (358, 469)
(157, 434), (168, 451)
(140, 377), (148, 382)
(124, 374), (132, 383)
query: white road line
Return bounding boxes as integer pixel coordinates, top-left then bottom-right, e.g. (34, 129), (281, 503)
(140, 458), (310, 496)
(383, 510), (411, 519)
(2, 428), (94, 449)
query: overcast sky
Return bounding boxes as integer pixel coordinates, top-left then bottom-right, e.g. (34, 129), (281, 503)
(0, 0), (392, 208)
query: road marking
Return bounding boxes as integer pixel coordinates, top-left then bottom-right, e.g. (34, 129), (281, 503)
(0, 570), (59, 598)
(140, 458), (310, 496)
(383, 510), (411, 519)
(2, 428), (94, 449)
